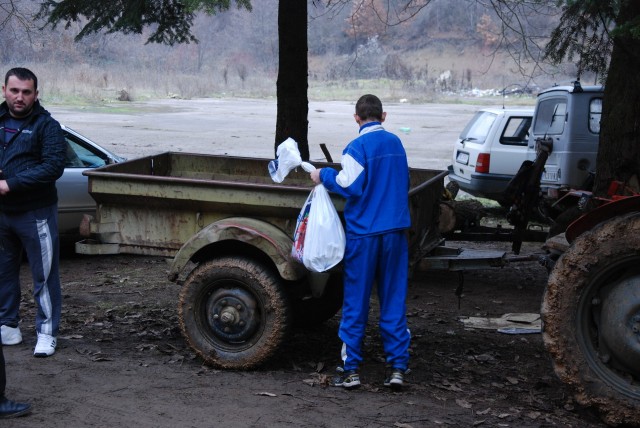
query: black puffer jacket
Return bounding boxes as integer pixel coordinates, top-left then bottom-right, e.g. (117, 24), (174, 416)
(0, 100), (66, 213)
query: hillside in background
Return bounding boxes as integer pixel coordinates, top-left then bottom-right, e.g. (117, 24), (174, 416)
(1, 0), (587, 103)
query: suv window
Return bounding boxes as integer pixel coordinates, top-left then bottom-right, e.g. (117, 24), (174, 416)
(533, 98), (567, 135)
(589, 98), (602, 134)
(500, 116), (532, 146)
(459, 111), (497, 144)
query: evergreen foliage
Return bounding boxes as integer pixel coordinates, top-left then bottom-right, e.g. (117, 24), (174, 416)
(36, 0), (251, 45)
(544, 1), (617, 79)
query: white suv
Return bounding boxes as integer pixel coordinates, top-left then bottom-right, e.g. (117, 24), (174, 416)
(447, 107), (533, 203)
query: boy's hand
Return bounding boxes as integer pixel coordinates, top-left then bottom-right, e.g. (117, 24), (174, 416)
(310, 168), (321, 184)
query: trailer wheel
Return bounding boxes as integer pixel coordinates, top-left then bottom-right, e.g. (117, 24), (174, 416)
(542, 213), (640, 426)
(291, 273), (343, 327)
(178, 257), (290, 370)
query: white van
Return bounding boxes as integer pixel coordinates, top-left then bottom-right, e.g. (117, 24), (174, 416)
(448, 107), (533, 203)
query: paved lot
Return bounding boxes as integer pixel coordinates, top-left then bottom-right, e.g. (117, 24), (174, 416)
(50, 98), (493, 170)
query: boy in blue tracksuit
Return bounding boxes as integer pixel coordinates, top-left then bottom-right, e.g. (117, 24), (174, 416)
(310, 94), (411, 390)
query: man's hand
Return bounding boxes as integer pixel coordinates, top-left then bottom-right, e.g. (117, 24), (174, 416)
(310, 168), (322, 184)
(0, 180), (10, 196)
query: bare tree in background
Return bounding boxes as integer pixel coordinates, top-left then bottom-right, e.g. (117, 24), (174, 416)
(0, 0), (33, 31)
(0, 0), (37, 61)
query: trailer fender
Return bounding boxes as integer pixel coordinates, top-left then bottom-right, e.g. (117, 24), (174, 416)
(168, 217), (306, 283)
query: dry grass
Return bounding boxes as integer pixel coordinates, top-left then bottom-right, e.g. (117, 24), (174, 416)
(24, 46), (573, 106)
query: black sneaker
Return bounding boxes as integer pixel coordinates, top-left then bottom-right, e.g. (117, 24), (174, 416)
(331, 366), (361, 389)
(384, 368), (406, 391)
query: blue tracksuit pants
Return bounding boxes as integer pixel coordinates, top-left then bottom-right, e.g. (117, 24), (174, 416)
(0, 204), (61, 337)
(339, 230), (411, 371)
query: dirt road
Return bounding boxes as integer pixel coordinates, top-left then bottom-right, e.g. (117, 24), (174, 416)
(3, 245), (605, 428)
(2, 98), (607, 427)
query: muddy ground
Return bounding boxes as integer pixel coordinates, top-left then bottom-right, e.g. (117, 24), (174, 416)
(1, 99), (609, 427)
(3, 241), (607, 428)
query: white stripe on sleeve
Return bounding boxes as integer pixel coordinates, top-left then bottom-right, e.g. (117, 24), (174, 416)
(336, 153), (364, 189)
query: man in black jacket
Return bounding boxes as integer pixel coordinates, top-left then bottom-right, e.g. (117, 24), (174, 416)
(0, 67), (66, 357)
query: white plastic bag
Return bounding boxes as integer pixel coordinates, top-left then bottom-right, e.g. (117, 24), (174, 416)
(269, 138), (314, 182)
(292, 184), (346, 272)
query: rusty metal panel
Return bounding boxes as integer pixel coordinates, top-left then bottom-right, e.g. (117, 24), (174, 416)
(83, 152), (446, 264)
(169, 217), (307, 282)
(408, 170), (448, 269)
(75, 239), (120, 255)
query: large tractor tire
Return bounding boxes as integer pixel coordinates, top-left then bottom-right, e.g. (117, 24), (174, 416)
(542, 213), (640, 426)
(178, 257), (290, 370)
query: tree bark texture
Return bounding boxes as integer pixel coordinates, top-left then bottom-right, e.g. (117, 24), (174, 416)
(595, 1), (640, 196)
(275, 0), (309, 160)
(439, 199), (487, 234)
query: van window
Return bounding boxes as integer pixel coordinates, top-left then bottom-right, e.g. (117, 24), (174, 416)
(459, 111), (497, 144)
(533, 98), (566, 135)
(589, 98), (602, 134)
(500, 116), (532, 146)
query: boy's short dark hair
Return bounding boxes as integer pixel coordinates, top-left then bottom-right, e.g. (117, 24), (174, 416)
(5, 67), (38, 90)
(355, 94), (383, 121)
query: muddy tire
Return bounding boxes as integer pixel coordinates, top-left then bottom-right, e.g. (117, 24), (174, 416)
(291, 273), (343, 327)
(542, 213), (640, 426)
(178, 257), (290, 370)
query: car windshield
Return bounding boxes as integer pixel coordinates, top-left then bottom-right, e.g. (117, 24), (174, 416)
(459, 111), (497, 143)
(66, 139), (108, 168)
(63, 128), (115, 168)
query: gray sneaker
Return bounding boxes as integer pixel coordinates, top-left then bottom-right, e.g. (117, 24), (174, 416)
(384, 368), (407, 391)
(331, 367), (361, 389)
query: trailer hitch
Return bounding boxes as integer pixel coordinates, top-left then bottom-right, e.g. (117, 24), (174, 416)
(503, 137), (553, 254)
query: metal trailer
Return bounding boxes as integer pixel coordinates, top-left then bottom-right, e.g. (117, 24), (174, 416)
(76, 152), (506, 370)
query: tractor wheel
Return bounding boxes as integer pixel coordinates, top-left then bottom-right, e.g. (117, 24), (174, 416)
(178, 257), (290, 370)
(542, 213), (640, 426)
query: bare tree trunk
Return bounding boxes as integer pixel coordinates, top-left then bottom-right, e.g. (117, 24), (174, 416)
(595, 1), (640, 196)
(275, 0), (309, 160)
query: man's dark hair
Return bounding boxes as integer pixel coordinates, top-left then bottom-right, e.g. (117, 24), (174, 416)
(355, 94), (383, 121)
(5, 67), (38, 90)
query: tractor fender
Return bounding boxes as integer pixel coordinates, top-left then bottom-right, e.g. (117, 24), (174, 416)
(168, 217), (307, 283)
(566, 195), (640, 243)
